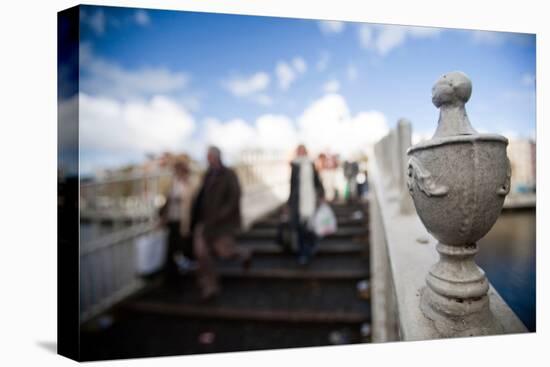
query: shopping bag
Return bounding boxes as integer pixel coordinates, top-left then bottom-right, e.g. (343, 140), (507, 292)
(135, 228), (168, 275)
(309, 203), (338, 237)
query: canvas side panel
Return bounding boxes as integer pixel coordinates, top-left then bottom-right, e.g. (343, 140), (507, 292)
(57, 5), (80, 361)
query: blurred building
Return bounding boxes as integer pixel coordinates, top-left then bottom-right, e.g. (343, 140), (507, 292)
(80, 152), (200, 218)
(507, 138), (536, 193)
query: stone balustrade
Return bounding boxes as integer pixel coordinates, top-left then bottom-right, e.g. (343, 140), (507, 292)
(369, 73), (527, 341)
(80, 222), (153, 323)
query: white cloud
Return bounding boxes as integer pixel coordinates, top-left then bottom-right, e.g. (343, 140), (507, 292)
(471, 30), (505, 45)
(255, 115), (298, 151)
(79, 49), (388, 171)
(292, 57), (307, 74)
(78, 46), (199, 172)
(197, 94), (389, 161)
(223, 72), (270, 97)
(470, 31), (533, 48)
(316, 51), (330, 72)
(276, 61), (296, 90)
(82, 8), (106, 35)
(80, 44), (189, 100)
(254, 94), (273, 106)
(297, 94), (389, 157)
(179, 95), (202, 112)
(318, 20), (346, 34)
(222, 72), (272, 106)
(407, 26), (441, 38)
(358, 25), (373, 49)
(276, 57), (307, 90)
(323, 79), (340, 93)
(81, 8), (152, 36)
(412, 131), (433, 145)
(203, 115), (297, 160)
(358, 24), (441, 56)
(347, 64), (358, 81)
(134, 10), (150, 26)
(201, 93), (388, 160)
(521, 73), (536, 87)
(79, 93), (195, 158)
(204, 118), (257, 158)
(374, 26), (408, 55)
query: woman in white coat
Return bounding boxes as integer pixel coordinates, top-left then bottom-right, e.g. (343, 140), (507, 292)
(287, 145), (325, 265)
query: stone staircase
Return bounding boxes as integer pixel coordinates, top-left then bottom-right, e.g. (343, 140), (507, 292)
(80, 201), (371, 361)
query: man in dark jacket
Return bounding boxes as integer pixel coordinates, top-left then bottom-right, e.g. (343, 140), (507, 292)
(287, 145), (325, 265)
(191, 146), (251, 300)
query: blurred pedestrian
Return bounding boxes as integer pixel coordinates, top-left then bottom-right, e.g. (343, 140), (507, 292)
(191, 146), (252, 301)
(288, 144), (325, 265)
(159, 158), (199, 282)
(316, 152), (338, 202)
(356, 169), (368, 198)
(343, 161), (359, 203)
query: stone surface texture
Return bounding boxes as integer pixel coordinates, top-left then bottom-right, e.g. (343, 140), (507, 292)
(369, 157), (526, 341)
(406, 71), (517, 337)
(396, 119), (415, 214)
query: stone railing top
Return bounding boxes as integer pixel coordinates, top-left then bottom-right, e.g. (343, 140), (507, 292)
(369, 157), (526, 340)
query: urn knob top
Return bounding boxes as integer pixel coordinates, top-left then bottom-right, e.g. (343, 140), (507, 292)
(431, 71), (477, 137)
(432, 71), (472, 108)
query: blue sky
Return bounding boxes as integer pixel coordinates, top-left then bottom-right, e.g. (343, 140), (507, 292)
(68, 5), (536, 173)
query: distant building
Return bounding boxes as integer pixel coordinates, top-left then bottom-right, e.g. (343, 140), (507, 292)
(507, 138), (536, 193)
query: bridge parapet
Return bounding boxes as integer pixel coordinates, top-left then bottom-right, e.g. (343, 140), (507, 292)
(369, 72), (527, 341)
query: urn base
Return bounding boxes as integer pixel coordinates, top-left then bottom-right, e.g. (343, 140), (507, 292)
(419, 241), (504, 337)
(420, 286), (504, 337)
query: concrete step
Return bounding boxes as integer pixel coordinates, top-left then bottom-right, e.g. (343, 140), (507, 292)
(252, 216), (368, 229)
(181, 252), (369, 280)
(124, 278), (370, 324)
(218, 256), (369, 280)
(218, 253), (369, 279)
(238, 226), (369, 240)
(262, 203), (367, 218)
(79, 200), (372, 361)
(81, 315), (366, 360)
(217, 267), (368, 280)
(238, 239), (367, 255)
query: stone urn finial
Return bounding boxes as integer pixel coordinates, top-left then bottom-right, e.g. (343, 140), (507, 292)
(407, 71), (511, 337)
(432, 71), (477, 138)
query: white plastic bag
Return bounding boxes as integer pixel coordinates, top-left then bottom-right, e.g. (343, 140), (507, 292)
(135, 229), (168, 275)
(309, 203), (338, 237)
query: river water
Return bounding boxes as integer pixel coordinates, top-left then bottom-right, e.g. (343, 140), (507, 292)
(477, 209), (536, 332)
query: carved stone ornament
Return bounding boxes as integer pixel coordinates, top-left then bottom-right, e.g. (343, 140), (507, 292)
(407, 156), (449, 197)
(407, 71), (510, 337)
